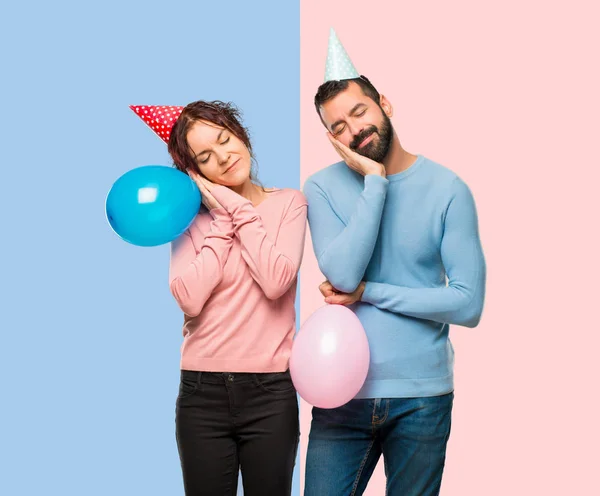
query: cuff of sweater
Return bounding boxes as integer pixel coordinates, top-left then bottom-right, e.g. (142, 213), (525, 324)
(361, 281), (382, 304)
(208, 207), (234, 235)
(364, 174), (389, 195)
(210, 185), (258, 230)
(208, 206), (228, 220)
(210, 185), (252, 212)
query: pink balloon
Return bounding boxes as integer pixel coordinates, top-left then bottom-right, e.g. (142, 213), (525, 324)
(290, 304), (370, 409)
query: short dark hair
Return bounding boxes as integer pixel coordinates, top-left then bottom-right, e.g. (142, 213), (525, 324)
(314, 75), (381, 115)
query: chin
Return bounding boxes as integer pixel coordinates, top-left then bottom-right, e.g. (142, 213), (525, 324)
(356, 145), (376, 159)
(221, 168), (251, 187)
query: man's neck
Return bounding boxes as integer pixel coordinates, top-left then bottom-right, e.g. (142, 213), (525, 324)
(383, 133), (418, 176)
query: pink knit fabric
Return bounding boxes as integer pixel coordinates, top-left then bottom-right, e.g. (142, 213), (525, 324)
(169, 186), (307, 372)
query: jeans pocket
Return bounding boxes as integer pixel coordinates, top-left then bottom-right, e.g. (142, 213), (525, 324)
(178, 374), (199, 399)
(254, 371), (296, 394)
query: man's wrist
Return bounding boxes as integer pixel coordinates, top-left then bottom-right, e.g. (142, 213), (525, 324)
(357, 281), (367, 301)
(365, 166), (386, 178)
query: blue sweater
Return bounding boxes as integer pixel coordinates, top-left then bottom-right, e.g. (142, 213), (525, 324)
(303, 155), (486, 398)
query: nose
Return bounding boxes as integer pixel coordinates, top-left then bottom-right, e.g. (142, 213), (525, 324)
(215, 149), (230, 165)
(348, 122), (364, 140)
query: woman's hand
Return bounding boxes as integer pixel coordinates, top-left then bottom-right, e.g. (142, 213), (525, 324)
(188, 170), (224, 211)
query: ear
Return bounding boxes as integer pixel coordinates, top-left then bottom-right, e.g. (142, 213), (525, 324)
(379, 94), (393, 118)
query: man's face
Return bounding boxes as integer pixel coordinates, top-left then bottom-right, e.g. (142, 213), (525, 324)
(319, 81), (393, 163)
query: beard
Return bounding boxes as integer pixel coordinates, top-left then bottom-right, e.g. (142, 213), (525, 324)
(349, 112), (393, 163)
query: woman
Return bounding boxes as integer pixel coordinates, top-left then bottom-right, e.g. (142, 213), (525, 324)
(167, 100), (307, 495)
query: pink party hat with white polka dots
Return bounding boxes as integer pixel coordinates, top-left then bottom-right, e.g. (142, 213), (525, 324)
(129, 105), (183, 144)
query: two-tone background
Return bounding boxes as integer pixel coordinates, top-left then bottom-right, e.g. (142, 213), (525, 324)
(1, 1), (598, 494)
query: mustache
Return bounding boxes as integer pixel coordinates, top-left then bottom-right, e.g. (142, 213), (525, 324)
(350, 126), (378, 150)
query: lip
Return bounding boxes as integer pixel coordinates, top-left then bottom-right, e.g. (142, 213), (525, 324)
(358, 133), (376, 148)
(224, 158), (241, 174)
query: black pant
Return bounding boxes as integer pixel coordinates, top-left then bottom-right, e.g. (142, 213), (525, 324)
(175, 369), (300, 496)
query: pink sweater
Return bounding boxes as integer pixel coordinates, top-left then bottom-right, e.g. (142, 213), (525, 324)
(168, 185), (308, 373)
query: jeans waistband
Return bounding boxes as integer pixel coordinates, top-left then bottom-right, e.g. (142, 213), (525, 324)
(181, 369), (290, 385)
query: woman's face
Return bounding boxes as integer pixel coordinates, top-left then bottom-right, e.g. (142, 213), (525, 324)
(185, 120), (252, 187)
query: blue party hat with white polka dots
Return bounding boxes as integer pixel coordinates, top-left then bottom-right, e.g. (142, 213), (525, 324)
(324, 28), (360, 82)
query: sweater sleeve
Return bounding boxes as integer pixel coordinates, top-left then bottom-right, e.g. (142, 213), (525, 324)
(211, 186), (308, 300)
(303, 174), (388, 293)
(361, 178), (486, 328)
(168, 208), (234, 317)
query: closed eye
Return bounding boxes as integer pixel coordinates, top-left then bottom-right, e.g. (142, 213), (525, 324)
(198, 137), (229, 164)
(333, 125), (346, 136)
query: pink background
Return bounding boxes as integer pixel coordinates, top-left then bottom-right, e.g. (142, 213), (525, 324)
(299, 1), (599, 494)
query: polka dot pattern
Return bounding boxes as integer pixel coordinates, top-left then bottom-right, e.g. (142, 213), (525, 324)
(129, 104), (184, 144)
(324, 28), (360, 83)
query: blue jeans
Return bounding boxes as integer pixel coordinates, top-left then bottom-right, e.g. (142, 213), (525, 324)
(304, 393), (454, 496)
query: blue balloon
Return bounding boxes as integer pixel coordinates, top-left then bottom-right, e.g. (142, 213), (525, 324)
(106, 165), (201, 247)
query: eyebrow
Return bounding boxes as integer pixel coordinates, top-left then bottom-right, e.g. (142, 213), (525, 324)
(193, 129), (225, 159)
(331, 103), (367, 132)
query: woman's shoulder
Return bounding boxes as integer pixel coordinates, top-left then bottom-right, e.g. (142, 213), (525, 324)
(264, 187), (307, 207)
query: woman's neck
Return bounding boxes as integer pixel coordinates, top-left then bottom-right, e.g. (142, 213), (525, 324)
(229, 179), (265, 207)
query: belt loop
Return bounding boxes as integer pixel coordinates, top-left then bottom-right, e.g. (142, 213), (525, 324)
(196, 371), (203, 387)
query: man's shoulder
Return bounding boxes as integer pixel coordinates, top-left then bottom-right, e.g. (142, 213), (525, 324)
(420, 156), (474, 200)
(421, 156), (460, 183)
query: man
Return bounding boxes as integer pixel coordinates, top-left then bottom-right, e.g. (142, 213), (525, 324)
(303, 29), (486, 496)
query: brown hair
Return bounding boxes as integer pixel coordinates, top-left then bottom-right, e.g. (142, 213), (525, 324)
(168, 100), (262, 185)
(314, 75), (381, 116)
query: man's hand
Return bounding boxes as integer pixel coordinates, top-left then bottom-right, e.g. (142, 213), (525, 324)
(319, 280), (366, 306)
(327, 133), (386, 178)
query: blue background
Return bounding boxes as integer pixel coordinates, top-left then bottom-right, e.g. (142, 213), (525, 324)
(0, 1), (300, 494)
